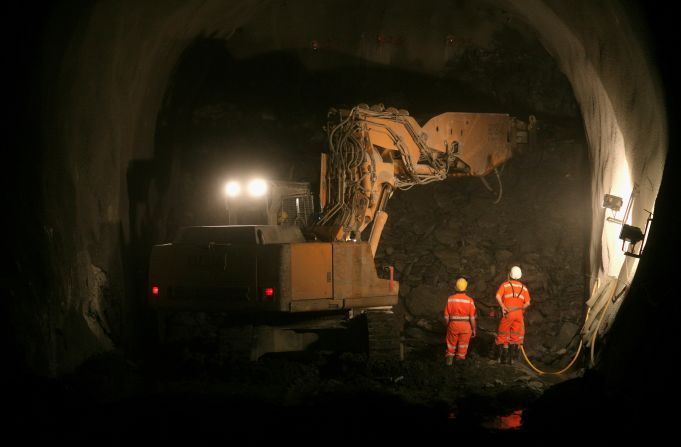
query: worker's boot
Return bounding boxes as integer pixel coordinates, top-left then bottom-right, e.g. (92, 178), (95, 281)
(446, 355), (454, 366)
(495, 345), (503, 364)
(508, 345), (516, 365)
(512, 344), (521, 364)
(500, 345), (509, 364)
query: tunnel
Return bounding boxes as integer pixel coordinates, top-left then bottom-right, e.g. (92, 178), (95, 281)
(8, 0), (677, 442)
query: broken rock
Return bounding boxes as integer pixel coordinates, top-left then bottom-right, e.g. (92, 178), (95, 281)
(554, 321), (580, 348)
(405, 284), (450, 318)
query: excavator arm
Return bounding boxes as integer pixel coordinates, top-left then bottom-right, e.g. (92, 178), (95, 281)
(313, 104), (535, 252)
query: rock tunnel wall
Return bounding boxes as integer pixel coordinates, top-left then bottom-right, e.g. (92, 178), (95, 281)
(19, 0), (666, 375)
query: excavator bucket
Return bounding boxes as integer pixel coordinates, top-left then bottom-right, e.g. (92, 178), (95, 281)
(421, 112), (529, 177)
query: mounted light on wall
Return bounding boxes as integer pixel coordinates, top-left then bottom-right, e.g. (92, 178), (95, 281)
(618, 210), (653, 258)
(602, 194), (623, 211)
(604, 185), (652, 258)
(603, 193), (625, 224)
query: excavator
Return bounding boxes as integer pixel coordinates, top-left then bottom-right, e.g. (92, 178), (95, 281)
(148, 104), (535, 359)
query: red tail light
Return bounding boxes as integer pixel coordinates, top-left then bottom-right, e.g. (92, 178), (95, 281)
(264, 287), (274, 297)
(151, 286), (159, 296)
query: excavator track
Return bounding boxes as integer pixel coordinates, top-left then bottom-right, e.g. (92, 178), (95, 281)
(365, 310), (402, 360)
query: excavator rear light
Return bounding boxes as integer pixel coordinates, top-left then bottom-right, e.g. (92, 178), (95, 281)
(151, 286), (159, 296)
(264, 287), (275, 297)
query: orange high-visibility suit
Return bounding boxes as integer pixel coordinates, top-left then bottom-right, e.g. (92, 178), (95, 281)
(444, 292), (477, 360)
(495, 280), (531, 346)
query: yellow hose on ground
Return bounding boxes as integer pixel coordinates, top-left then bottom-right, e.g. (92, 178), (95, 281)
(518, 279), (602, 376)
(519, 315), (586, 376)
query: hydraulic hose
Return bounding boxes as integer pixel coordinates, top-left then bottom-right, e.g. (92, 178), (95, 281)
(478, 167), (503, 204)
(493, 167), (503, 204)
(520, 337), (583, 376)
(519, 280), (600, 375)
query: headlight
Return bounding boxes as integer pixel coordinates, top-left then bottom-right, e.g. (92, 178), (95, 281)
(247, 178), (268, 197)
(224, 181), (241, 197)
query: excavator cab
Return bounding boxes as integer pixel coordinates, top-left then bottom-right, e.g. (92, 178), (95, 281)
(223, 179), (315, 226)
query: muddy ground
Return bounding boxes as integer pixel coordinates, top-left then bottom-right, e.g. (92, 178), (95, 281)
(10, 338), (653, 443)
(12, 348), (572, 442)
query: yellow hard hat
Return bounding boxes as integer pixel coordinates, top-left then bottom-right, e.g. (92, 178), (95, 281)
(455, 277), (468, 292)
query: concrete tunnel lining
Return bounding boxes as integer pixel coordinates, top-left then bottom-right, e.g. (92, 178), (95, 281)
(23, 0), (667, 386)
(501, 0), (667, 349)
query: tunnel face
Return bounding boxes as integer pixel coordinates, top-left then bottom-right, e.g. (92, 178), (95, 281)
(8, 0), (674, 439)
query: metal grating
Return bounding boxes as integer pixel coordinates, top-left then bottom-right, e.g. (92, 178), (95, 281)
(280, 194), (314, 225)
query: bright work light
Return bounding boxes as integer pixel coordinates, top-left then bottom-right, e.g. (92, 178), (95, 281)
(224, 181), (241, 197)
(602, 194), (623, 211)
(248, 178), (268, 197)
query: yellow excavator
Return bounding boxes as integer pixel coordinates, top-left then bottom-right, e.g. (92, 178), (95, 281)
(148, 104), (535, 359)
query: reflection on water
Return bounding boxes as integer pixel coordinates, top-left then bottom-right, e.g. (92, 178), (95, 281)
(482, 409), (523, 430)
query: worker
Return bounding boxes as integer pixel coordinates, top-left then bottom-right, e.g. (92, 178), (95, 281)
(494, 266), (531, 365)
(444, 277), (477, 366)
